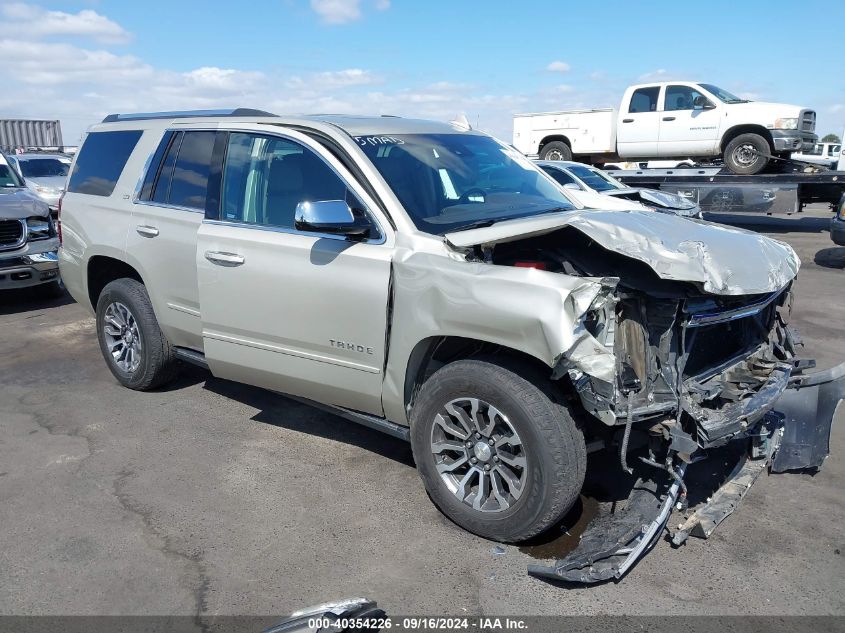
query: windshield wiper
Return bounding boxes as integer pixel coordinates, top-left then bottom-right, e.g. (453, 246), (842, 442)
(450, 207), (571, 233)
(450, 219), (498, 232)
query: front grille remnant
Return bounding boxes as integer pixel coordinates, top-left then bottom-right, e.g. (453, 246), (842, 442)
(0, 219), (25, 250)
(571, 285), (796, 447)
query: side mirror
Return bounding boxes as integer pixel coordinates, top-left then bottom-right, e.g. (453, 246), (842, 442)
(563, 182), (582, 191)
(693, 96), (716, 110)
(294, 200), (370, 238)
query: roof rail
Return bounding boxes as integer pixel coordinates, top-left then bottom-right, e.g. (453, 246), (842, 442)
(101, 108), (276, 123)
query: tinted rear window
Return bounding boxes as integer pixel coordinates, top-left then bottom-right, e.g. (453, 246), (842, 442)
(68, 130), (142, 196)
(141, 130), (216, 210)
(168, 131), (216, 209)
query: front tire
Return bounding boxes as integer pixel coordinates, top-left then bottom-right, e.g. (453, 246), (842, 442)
(96, 278), (178, 390)
(410, 358), (586, 542)
(724, 133), (770, 174)
(539, 141), (572, 161)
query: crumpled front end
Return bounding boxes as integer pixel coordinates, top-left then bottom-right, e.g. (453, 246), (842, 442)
(531, 279), (844, 583)
(567, 284), (800, 445)
(446, 217), (840, 585)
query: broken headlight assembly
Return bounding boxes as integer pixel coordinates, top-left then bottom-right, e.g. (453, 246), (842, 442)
(26, 216), (54, 241)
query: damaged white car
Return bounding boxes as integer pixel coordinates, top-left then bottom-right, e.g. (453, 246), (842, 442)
(59, 111), (843, 583)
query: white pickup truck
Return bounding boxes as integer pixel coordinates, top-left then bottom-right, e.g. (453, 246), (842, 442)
(513, 81), (817, 175)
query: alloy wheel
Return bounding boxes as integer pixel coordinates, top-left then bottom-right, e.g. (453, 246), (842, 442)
(102, 301), (143, 373)
(430, 397), (528, 513)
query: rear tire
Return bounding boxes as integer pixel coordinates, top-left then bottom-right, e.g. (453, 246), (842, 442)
(539, 141), (572, 161)
(724, 133), (770, 175)
(95, 278), (178, 391)
(410, 357), (586, 542)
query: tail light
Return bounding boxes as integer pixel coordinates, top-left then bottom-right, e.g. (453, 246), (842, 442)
(514, 261), (548, 270)
(57, 193), (64, 245)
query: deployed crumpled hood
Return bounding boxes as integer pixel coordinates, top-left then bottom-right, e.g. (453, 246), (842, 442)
(0, 187), (50, 219)
(445, 209), (800, 296)
(607, 187), (697, 210)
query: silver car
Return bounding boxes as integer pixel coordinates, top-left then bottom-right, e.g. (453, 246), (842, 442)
(537, 159), (702, 218)
(7, 152), (71, 212)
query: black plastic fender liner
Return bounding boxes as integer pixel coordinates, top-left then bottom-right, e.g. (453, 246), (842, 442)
(772, 361), (845, 472)
(528, 465), (687, 584)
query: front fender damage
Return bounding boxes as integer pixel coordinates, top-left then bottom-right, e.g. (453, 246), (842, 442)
(383, 248), (619, 424)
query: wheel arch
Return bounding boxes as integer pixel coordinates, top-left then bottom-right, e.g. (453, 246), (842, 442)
(538, 135), (572, 154)
(720, 124), (774, 153)
(403, 335), (567, 423)
(86, 255), (144, 310)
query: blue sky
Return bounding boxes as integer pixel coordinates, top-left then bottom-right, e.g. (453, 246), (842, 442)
(1, 0), (843, 144)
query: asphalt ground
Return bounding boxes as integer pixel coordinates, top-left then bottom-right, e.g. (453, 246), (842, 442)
(0, 204), (842, 619)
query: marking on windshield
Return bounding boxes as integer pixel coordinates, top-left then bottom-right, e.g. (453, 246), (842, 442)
(355, 136), (405, 146)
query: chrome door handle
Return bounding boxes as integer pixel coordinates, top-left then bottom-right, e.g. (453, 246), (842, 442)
(136, 225), (159, 238)
(204, 251), (245, 266)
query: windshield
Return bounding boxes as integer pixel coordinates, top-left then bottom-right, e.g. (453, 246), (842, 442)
(18, 157), (70, 178)
(0, 161), (24, 188)
(356, 133), (574, 234)
(565, 163), (625, 192)
(699, 83), (748, 104)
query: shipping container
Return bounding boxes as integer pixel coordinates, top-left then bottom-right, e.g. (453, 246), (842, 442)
(0, 119), (64, 153)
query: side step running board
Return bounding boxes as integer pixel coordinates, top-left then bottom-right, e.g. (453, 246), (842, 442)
(173, 346), (209, 369)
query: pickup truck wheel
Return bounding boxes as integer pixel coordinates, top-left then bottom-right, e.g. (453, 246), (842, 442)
(95, 278), (178, 391)
(539, 141), (572, 161)
(410, 358), (586, 542)
(724, 133), (770, 174)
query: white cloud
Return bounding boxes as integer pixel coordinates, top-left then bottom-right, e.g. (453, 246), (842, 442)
(374, 0), (391, 9)
(546, 61), (571, 73)
(638, 68), (668, 81)
(0, 39), (151, 84)
(0, 2), (132, 44)
(313, 68), (382, 87)
(180, 67), (266, 94)
(309, 0), (361, 24)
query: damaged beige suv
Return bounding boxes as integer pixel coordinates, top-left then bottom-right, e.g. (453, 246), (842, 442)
(60, 110), (843, 582)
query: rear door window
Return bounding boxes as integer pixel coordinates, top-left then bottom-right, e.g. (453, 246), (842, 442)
(139, 131), (175, 201)
(141, 131), (216, 210)
(628, 87), (660, 113)
(168, 131), (216, 209)
(68, 130), (142, 196)
(151, 132), (182, 204)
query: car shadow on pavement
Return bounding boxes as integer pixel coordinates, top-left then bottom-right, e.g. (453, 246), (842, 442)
(202, 374), (416, 468)
(714, 214), (831, 234)
(814, 247), (845, 269)
(0, 286), (75, 315)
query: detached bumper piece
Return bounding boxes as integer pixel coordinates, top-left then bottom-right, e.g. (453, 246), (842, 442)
(528, 361), (844, 585)
(771, 361), (845, 472)
(528, 465), (686, 584)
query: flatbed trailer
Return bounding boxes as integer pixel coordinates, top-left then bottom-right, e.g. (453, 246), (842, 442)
(611, 167), (845, 215)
